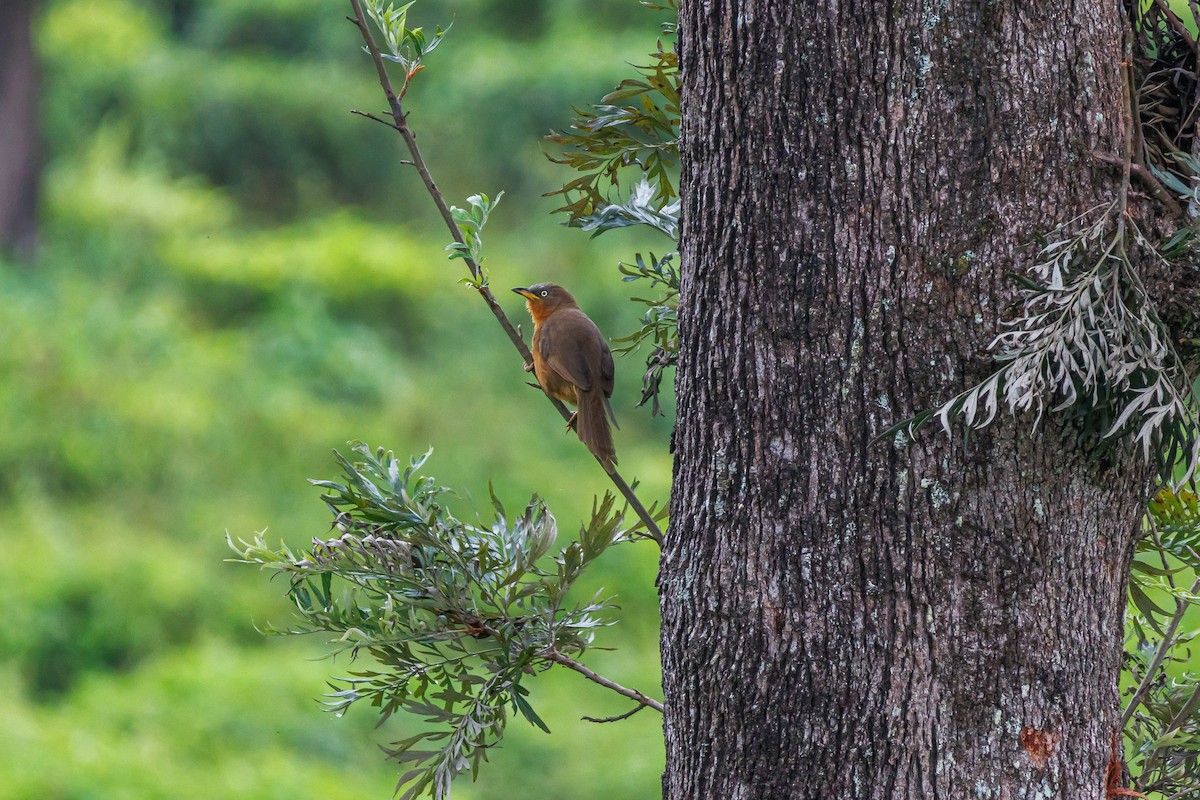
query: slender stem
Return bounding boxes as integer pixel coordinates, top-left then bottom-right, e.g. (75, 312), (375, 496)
(1090, 150), (1183, 218)
(1121, 570), (1200, 726)
(541, 647), (664, 713)
(347, 0), (664, 544)
(581, 702), (651, 724)
(1117, 47), (1134, 241)
(1150, 518), (1178, 593)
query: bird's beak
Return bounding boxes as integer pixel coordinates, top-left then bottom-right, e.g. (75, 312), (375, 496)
(512, 287), (537, 300)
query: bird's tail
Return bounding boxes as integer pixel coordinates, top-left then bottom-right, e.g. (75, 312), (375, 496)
(577, 389), (617, 473)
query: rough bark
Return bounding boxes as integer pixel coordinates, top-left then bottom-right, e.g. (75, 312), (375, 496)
(0, 0), (41, 257)
(662, 2), (1152, 798)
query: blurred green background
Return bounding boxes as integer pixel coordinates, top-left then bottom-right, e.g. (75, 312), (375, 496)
(1, 0), (672, 797)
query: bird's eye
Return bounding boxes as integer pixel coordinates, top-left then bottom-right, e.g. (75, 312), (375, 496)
(541, 290), (548, 297)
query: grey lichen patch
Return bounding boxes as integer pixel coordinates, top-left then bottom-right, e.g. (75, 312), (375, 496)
(921, 0), (950, 31)
(768, 435), (796, 461)
(920, 477), (951, 509)
(849, 318), (865, 359)
(934, 750), (957, 776)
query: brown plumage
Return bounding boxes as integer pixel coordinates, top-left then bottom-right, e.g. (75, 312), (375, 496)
(512, 283), (618, 472)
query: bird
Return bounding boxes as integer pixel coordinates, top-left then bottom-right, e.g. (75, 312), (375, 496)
(512, 283), (618, 472)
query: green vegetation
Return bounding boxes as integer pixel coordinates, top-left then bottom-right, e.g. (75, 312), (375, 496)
(9, 1), (1200, 797)
(3, 0), (671, 796)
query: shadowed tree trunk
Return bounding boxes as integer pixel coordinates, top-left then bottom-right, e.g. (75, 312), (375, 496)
(0, 0), (40, 257)
(661, 1), (1155, 797)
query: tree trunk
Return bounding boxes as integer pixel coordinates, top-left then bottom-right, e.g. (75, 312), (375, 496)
(662, 2), (1151, 797)
(0, 0), (40, 258)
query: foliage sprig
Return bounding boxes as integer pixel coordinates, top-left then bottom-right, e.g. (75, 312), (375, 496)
(347, 0), (665, 543)
(360, 0), (449, 96)
(886, 201), (1200, 488)
(612, 249), (679, 416)
(445, 192), (502, 287)
(1124, 488), (1200, 798)
(232, 444), (647, 800)
(544, 2), (679, 224)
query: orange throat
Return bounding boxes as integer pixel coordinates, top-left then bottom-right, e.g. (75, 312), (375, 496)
(525, 300), (552, 325)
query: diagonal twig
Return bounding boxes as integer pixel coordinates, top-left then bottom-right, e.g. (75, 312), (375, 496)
(581, 702), (653, 724)
(1121, 562), (1200, 725)
(541, 646), (664, 714)
(346, 0), (664, 545)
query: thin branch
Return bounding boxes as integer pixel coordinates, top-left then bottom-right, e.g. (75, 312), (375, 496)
(350, 108), (406, 137)
(347, 0), (664, 545)
(541, 647), (664, 713)
(1121, 569), (1200, 726)
(1119, 51), (1135, 241)
(581, 702), (652, 723)
(1153, 0), (1200, 61)
(1091, 150), (1184, 218)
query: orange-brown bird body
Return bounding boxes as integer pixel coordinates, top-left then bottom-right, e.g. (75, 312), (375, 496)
(513, 283), (618, 472)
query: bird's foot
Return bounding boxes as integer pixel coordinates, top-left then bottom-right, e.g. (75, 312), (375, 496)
(522, 361), (534, 373)
(565, 412), (578, 433)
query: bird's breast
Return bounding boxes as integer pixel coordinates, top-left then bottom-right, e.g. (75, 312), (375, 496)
(532, 324), (580, 405)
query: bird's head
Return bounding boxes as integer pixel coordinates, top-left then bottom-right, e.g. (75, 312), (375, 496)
(512, 283), (576, 322)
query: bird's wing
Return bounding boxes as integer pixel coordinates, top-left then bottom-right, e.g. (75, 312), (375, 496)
(600, 339), (615, 398)
(538, 310), (595, 391)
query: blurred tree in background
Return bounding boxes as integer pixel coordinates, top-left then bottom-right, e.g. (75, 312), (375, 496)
(0, 0), (40, 256)
(0, 1), (671, 797)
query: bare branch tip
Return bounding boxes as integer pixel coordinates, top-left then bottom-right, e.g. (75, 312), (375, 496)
(581, 703), (651, 724)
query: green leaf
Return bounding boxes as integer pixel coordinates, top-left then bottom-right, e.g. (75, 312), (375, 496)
(511, 688), (552, 733)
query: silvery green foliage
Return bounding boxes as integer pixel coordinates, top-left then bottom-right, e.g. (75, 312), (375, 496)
(613, 250), (678, 416)
(578, 179), (680, 240)
(900, 204), (1200, 487)
(232, 444), (628, 800)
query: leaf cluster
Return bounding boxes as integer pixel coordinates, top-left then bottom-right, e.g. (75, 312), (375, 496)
(361, 0), (449, 80)
(544, 1), (679, 224)
(231, 444), (630, 800)
(885, 203), (1200, 488)
(577, 177), (680, 241)
(445, 192), (503, 286)
(1125, 489), (1200, 798)
(611, 249), (679, 416)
